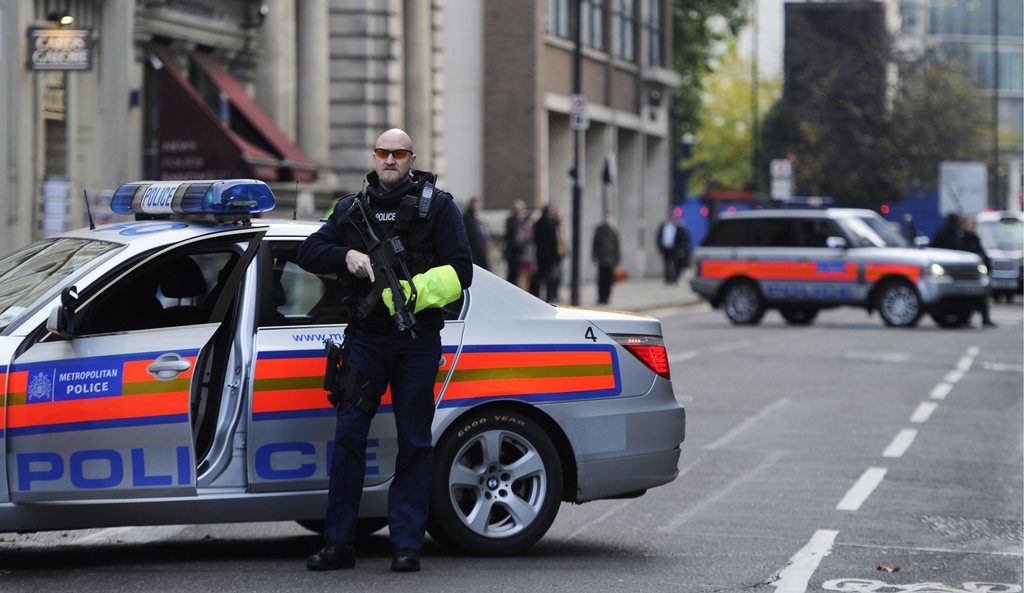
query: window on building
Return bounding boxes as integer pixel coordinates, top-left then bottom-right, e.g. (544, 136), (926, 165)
(644, 0), (665, 67)
(545, 0), (571, 39)
(582, 0), (606, 51)
(613, 0), (636, 61)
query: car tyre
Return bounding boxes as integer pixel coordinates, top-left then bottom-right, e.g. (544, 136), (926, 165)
(929, 310), (972, 328)
(723, 280), (766, 325)
(779, 307), (818, 325)
(876, 280), (922, 327)
(428, 410), (562, 556)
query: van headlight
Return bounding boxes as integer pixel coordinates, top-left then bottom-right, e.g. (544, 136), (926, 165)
(929, 263), (946, 276)
(978, 263), (988, 275)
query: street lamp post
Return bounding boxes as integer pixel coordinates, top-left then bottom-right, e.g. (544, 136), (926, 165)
(570, 0), (583, 306)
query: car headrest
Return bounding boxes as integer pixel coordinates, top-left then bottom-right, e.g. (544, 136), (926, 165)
(160, 257), (207, 299)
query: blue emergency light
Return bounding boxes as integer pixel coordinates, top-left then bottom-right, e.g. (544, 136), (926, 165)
(110, 179), (277, 216)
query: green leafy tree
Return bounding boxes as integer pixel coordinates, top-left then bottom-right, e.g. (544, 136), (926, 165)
(672, 0), (749, 142)
(761, 58), (991, 205)
(760, 2), (898, 206)
(889, 59), (991, 190)
(685, 41), (781, 193)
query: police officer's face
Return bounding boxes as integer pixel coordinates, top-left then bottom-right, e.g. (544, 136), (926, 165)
(373, 129), (416, 191)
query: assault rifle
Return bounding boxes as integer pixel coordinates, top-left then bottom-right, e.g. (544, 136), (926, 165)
(343, 197), (418, 337)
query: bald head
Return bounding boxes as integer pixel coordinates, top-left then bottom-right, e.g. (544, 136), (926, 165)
(373, 128), (416, 191)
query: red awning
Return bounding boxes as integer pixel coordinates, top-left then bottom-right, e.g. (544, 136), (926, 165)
(151, 45), (279, 181)
(192, 52), (317, 183)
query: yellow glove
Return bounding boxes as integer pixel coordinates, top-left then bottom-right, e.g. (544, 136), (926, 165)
(382, 265), (462, 316)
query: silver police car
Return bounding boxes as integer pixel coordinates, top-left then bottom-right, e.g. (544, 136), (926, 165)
(0, 180), (684, 556)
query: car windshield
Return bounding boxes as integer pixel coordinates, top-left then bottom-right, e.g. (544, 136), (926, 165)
(837, 214), (909, 248)
(0, 238), (122, 332)
(977, 218), (1024, 252)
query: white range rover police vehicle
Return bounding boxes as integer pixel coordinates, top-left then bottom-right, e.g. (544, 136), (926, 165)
(691, 208), (990, 328)
(0, 180), (684, 555)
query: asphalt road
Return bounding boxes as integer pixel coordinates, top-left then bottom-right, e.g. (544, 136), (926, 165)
(1, 303), (1021, 593)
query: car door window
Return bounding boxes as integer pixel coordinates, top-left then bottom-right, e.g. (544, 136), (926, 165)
(799, 220), (842, 248)
(76, 247), (240, 336)
(260, 241), (350, 327)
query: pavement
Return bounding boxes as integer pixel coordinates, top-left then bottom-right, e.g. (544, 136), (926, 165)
(553, 272), (705, 313)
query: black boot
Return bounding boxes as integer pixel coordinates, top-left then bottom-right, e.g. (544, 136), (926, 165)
(391, 548), (421, 572)
(306, 544), (355, 570)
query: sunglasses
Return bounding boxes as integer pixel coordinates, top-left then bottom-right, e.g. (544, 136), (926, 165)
(373, 148), (414, 161)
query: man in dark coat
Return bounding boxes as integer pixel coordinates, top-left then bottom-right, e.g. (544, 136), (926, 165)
(297, 128), (473, 573)
(655, 210), (691, 285)
(961, 217), (996, 327)
(591, 212), (621, 305)
(531, 204), (564, 302)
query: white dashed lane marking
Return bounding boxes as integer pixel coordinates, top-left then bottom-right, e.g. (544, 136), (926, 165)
(930, 383), (953, 399)
(910, 401), (938, 423)
(882, 428), (918, 458)
(836, 467), (888, 511)
(771, 529), (839, 593)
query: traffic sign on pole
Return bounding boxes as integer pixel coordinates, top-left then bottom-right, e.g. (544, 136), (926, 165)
(570, 93), (589, 131)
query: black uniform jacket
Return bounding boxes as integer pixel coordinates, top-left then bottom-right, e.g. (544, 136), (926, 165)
(297, 170), (473, 333)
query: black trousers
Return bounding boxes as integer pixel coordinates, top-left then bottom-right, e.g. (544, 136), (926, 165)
(597, 265), (614, 304)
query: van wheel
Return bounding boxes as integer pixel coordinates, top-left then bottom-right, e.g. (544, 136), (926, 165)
(723, 280), (766, 325)
(876, 280), (922, 327)
(779, 307), (818, 325)
(428, 410), (562, 556)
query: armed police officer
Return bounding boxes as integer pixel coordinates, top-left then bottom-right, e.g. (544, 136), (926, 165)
(298, 128), (473, 573)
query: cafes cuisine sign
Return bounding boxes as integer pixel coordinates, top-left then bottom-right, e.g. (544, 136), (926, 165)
(27, 27), (93, 71)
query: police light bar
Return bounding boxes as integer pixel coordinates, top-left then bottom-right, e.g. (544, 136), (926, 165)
(110, 179), (276, 216)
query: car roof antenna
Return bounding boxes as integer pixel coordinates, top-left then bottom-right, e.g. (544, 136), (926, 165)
(83, 189), (96, 230)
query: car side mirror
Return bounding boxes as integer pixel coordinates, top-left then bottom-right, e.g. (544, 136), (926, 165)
(826, 236), (847, 249)
(46, 285), (79, 338)
(913, 235), (930, 248)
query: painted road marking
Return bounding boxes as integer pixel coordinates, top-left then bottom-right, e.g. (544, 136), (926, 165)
(910, 401), (938, 423)
(843, 351), (910, 363)
(823, 579), (1021, 593)
(669, 350), (698, 363)
(560, 457), (703, 544)
(957, 346), (980, 372)
(943, 370), (963, 383)
(771, 529), (839, 593)
(930, 383), (953, 400)
(837, 467), (887, 511)
(709, 339), (753, 353)
(982, 361), (1024, 373)
(882, 428), (918, 458)
(659, 450), (784, 532)
(703, 398), (790, 451)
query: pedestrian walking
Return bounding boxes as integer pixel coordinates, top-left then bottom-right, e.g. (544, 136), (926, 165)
(532, 204), (565, 302)
(297, 128), (473, 573)
(463, 196), (491, 271)
(504, 200), (533, 290)
(961, 217), (997, 328)
(592, 212), (621, 305)
(656, 210), (691, 285)
(931, 213), (965, 250)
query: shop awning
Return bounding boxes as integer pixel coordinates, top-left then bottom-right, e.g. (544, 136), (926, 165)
(192, 52), (317, 183)
(151, 45), (279, 181)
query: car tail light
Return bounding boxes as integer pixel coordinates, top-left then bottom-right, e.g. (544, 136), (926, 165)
(613, 335), (671, 380)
